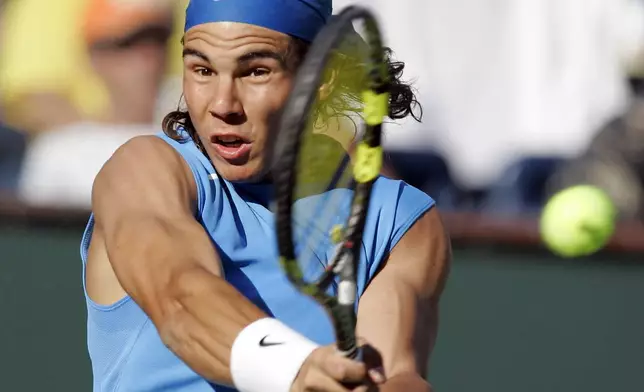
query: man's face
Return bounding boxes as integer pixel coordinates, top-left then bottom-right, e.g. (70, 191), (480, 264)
(182, 22), (297, 182)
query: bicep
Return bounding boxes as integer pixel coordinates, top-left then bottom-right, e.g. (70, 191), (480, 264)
(91, 136), (220, 319)
(356, 208), (451, 376)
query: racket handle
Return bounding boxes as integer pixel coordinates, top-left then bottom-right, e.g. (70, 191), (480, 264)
(337, 343), (362, 360)
(352, 346), (364, 362)
(332, 303), (359, 357)
(339, 344), (362, 362)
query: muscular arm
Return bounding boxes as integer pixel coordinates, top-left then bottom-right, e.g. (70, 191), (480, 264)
(356, 208), (451, 391)
(90, 136), (266, 385)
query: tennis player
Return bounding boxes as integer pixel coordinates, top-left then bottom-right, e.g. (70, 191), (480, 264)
(82, 0), (450, 391)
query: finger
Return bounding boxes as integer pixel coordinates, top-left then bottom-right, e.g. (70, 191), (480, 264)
(367, 369), (385, 384)
(306, 368), (353, 392)
(349, 380), (381, 392)
(360, 344), (386, 384)
(361, 344), (384, 371)
(322, 354), (368, 384)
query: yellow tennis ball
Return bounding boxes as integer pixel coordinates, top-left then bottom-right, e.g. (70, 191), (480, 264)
(540, 185), (617, 258)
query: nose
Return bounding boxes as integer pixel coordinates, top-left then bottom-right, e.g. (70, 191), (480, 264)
(208, 76), (246, 125)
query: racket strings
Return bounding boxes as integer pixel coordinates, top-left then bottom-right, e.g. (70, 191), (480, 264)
(285, 17), (373, 291)
(292, 173), (354, 283)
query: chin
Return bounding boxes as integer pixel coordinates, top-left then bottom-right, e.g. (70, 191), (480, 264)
(213, 160), (268, 183)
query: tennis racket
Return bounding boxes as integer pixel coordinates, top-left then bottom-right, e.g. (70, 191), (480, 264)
(273, 5), (389, 360)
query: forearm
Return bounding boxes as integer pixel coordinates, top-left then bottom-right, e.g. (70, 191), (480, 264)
(160, 268), (267, 385)
(106, 217), (267, 385)
(380, 372), (433, 392)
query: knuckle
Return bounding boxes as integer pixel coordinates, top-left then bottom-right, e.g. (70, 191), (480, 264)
(309, 348), (326, 366)
(334, 365), (348, 380)
(323, 355), (344, 378)
(304, 368), (324, 389)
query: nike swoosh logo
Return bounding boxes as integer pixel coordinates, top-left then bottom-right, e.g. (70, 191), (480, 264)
(259, 335), (284, 347)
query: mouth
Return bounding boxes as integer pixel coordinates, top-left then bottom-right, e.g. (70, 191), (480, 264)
(210, 134), (252, 163)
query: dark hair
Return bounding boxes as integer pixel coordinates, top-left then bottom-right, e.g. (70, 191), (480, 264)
(385, 48), (423, 121)
(162, 36), (422, 151)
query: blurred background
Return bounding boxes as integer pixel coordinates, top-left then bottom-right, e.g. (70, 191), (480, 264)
(1, 0), (644, 391)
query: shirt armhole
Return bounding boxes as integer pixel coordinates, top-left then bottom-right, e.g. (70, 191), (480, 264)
(368, 181), (436, 285)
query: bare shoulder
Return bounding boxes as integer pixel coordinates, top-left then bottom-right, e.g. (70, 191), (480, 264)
(92, 135), (197, 223)
(96, 135), (191, 188)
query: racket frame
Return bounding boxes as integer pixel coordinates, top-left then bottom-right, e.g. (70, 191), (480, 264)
(274, 6), (390, 359)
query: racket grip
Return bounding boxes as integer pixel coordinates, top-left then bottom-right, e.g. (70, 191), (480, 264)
(343, 345), (363, 361)
(333, 303), (359, 357)
(353, 346), (364, 362)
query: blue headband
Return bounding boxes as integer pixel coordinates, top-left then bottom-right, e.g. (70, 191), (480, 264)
(184, 0), (332, 42)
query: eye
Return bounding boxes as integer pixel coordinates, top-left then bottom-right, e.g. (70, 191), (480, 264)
(251, 68), (269, 77)
(245, 68), (270, 78)
(194, 67), (213, 77)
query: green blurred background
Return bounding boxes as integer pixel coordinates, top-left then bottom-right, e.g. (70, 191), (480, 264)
(2, 217), (643, 392)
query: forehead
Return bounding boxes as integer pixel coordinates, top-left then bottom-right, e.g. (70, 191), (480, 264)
(183, 22), (291, 54)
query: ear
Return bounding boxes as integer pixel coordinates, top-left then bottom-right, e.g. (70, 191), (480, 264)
(318, 69), (338, 101)
(312, 116), (357, 152)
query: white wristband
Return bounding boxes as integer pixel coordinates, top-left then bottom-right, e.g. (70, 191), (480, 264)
(230, 318), (320, 392)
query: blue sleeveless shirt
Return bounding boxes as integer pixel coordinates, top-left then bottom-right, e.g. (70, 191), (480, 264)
(80, 133), (435, 391)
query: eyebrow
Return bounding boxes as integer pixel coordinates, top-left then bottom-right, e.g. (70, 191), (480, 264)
(237, 50), (287, 67)
(182, 47), (287, 67)
(183, 48), (210, 63)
